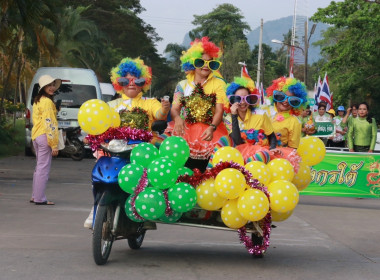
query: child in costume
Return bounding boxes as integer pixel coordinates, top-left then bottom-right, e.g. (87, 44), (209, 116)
(163, 37), (228, 171)
(263, 77), (308, 169)
(214, 76), (280, 164)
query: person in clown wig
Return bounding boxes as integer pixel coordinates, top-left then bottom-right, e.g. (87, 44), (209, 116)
(108, 57), (170, 129)
(211, 76), (281, 165)
(261, 77), (308, 167)
(163, 37), (229, 172)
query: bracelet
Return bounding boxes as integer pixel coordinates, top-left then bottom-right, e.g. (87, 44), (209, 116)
(209, 124), (217, 131)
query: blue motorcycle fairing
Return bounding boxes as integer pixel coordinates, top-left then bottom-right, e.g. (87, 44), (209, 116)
(127, 139), (142, 145)
(92, 156), (129, 184)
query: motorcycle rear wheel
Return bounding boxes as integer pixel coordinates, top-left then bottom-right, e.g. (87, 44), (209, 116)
(93, 205), (114, 265)
(70, 138), (86, 161)
(127, 228), (146, 249)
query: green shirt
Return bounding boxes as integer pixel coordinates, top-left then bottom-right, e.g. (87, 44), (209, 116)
(347, 117), (377, 150)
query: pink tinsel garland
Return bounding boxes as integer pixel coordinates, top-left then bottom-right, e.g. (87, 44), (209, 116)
(85, 127), (153, 151)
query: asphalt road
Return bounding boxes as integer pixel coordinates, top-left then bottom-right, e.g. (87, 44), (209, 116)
(0, 156), (379, 280)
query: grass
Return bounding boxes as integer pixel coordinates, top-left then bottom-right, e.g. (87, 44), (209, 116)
(0, 118), (25, 158)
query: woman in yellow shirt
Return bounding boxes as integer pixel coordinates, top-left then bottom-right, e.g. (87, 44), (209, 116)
(30, 75), (61, 205)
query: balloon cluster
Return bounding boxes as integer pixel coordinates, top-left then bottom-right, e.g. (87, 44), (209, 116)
(203, 136), (325, 227)
(118, 136), (194, 223)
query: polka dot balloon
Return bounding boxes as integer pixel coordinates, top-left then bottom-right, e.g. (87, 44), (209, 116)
(147, 157), (178, 189)
(211, 146), (244, 166)
(271, 209), (293, 222)
(159, 210), (183, 223)
(110, 108), (121, 128)
(78, 99), (111, 135)
(135, 188), (166, 220)
(196, 177), (227, 211)
(167, 182), (197, 213)
(177, 167), (194, 177)
(159, 136), (190, 168)
(131, 142), (159, 168)
(214, 168), (246, 199)
(268, 180), (299, 213)
(221, 199), (248, 229)
(237, 189), (269, 222)
(292, 161), (312, 191)
(125, 195), (145, 222)
(244, 161), (271, 185)
(118, 163), (144, 194)
(297, 136), (326, 166)
(268, 158), (294, 182)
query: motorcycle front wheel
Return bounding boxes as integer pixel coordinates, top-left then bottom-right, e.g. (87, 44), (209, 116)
(70, 138), (86, 161)
(127, 228), (146, 249)
(92, 205), (114, 265)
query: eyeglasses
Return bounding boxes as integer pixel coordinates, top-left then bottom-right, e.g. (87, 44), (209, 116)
(118, 77), (146, 87)
(273, 90), (302, 108)
(228, 94), (260, 106)
(192, 58), (222, 71)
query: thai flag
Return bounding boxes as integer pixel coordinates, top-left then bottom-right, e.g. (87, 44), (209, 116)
(319, 73), (333, 111)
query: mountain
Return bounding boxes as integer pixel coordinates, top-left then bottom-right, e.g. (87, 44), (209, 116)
(247, 16), (329, 63)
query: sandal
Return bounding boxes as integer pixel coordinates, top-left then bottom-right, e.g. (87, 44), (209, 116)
(30, 199), (34, 203)
(35, 201), (55, 205)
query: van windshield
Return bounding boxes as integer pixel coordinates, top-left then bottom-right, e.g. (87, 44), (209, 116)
(31, 83), (97, 108)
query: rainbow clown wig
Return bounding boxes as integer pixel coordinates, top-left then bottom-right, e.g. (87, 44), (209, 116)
(110, 57), (152, 94)
(180, 37), (222, 72)
(226, 76), (258, 97)
(266, 77), (308, 106)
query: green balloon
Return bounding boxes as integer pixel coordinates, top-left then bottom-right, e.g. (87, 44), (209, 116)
(159, 136), (190, 168)
(130, 142), (159, 168)
(177, 167), (194, 177)
(118, 163), (144, 194)
(125, 195), (145, 222)
(135, 188), (166, 220)
(168, 182), (197, 213)
(147, 157), (178, 189)
(159, 210), (182, 223)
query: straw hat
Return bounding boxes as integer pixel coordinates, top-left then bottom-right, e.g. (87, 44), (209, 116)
(38, 75), (62, 93)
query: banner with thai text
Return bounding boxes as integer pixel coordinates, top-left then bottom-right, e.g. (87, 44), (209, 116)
(300, 151), (380, 198)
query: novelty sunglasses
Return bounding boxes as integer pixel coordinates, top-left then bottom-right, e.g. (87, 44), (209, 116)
(118, 77), (146, 87)
(273, 90), (302, 108)
(228, 94), (260, 106)
(192, 58), (222, 71)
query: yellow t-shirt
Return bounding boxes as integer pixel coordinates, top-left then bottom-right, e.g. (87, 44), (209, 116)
(271, 113), (302, 149)
(108, 92), (167, 130)
(224, 110), (274, 145)
(172, 72), (227, 106)
(31, 96), (59, 149)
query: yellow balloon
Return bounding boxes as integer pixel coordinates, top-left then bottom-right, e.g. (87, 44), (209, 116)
(78, 99), (111, 135)
(196, 178), (227, 210)
(271, 209), (293, 222)
(212, 146), (244, 166)
(267, 158), (294, 182)
(215, 168), (246, 199)
(221, 199), (248, 229)
(268, 180), (299, 213)
(237, 189), (269, 221)
(292, 161), (312, 191)
(297, 136), (326, 166)
(110, 109), (121, 128)
(245, 161), (271, 185)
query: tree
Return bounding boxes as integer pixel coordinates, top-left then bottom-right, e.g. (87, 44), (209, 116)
(311, 0), (380, 119)
(190, 4), (251, 49)
(221, 40), (251, 82)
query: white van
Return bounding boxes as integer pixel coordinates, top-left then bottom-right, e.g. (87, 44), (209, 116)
(100, 82), (117, 102)
(25, 67), (102, 155)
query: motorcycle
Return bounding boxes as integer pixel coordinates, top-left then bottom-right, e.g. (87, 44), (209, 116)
(90, 140), (267, 265)
(59, 127), (86, 161)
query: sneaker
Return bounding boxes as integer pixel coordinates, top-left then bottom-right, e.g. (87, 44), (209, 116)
(83, 207), (94, 229)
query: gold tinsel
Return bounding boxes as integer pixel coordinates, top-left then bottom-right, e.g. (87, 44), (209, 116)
(186, 96), (213, 123)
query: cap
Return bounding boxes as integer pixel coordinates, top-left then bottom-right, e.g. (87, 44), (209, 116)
(327, 109), (336, 117)
(337, 105), (345, 112)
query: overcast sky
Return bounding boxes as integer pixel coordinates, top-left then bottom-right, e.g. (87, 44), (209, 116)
(139, 0), (341, 55)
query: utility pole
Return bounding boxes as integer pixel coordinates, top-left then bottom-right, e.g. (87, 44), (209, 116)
(256, 19), (263, 86)
(304, 20), (308, 84)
